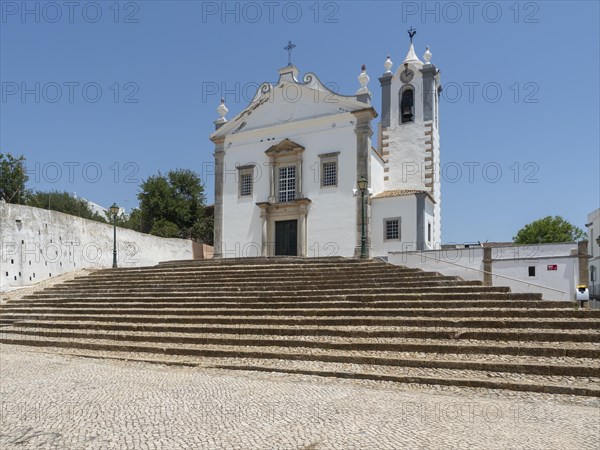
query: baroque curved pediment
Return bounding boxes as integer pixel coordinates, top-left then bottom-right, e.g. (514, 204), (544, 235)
(210, 67), (376, 139)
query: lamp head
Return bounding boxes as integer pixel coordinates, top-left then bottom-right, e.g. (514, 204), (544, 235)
(109, 203), (120, 216)
(357, 177), (368, 192)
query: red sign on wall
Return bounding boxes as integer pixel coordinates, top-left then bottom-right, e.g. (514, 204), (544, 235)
(547, 265), (558, 271)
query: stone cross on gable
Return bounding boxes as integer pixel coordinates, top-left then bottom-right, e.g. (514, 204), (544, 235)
(284, 40), (296, 66)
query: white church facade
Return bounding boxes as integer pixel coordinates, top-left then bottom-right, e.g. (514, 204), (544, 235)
(210, 36), (442, 259)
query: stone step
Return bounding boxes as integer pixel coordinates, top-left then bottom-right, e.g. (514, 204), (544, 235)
(13, 320), (600, 342)
(3, 327), (599, 358)
(156, 257), (367, 267)
(74, 265), (405, 274)
(7, 344), (593, 397)
(45, 281), (477, 293)
(89, 260), (392, 273)
(44, 280), (478, 292)
(1, 307), (592, 320)
(21, 285), (512, 298)
(156, 256), (355, 266)
(2, 300), (574, 310)
(37, 292), (545, 302)
(3, 257), (592, 396)
(1, 314), (599, 330)
(63, 273), (453, 285)
(18, 292), (545, 302)
(80, 262), (408, 273)
(207, 360), (600, 397)
(40, 281), (491, 293)
(1, 335), (598, 379)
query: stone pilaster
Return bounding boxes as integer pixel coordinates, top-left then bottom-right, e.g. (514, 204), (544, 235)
(353, 109), (376, 258)
(578, 240), (590, 287)
(378, 73), (392, 128)
(298, 203), (307, 257)
(211, 137), (225, 259)
(483, 247), (493, 286)
(420, 64), (437, 122)
(260, 208), (268, 257)
(416, 193), (426, 250)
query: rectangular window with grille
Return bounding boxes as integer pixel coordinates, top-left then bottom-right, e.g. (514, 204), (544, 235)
(278, 166), (296, 202)
(385, 218), (400, 240)
(318, 152), (340, 189)
(240, 172), (253, 197)
(322, 161), (337, 187)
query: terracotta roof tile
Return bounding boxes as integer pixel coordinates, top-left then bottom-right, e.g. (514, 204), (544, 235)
(372, 189), (433, 200)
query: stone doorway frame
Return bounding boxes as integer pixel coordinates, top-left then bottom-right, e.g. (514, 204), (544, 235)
(256, 199), (311, 257)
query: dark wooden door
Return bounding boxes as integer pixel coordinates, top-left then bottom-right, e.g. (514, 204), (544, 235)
(275, 220), (298, 256)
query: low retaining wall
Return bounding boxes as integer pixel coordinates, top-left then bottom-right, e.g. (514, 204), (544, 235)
(389, 243), (584, 301)
(0, 203), (194, 291)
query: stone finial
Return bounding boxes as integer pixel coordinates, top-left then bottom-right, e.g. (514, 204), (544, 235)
(216, 97), (228, 123)
(356, 64), (370, 94)
(423, 46), (432, 64)
(384, 55), (393, 74)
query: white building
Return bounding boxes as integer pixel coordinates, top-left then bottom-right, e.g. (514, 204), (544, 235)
(586, 208), (600, 302)
(388, 242), (586, 301)
(210, 36), (441, 258)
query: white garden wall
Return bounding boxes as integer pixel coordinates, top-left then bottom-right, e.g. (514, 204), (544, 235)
(389, 243), (581, 301)
(0, 203), (193, 292)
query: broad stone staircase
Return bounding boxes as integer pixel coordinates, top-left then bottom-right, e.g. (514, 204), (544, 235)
(1, 258), (599, 396)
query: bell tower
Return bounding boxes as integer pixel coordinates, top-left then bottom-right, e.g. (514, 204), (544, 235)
(378, 29), (442, 245)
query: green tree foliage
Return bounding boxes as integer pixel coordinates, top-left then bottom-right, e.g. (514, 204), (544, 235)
(27, 191), (107, 223)
(192, 215), (214, 246)
(513, 216), (585, 244)
(0, 153), (29, 204)
(137, 169), (212, 242)
(150, 219), (181, 238)
(114, 207), (143, 232)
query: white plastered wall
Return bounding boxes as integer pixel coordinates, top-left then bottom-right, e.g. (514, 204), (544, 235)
(0, 203), (193, 291)
(221, 114), (360, 258)
(371, 196), (417, 256)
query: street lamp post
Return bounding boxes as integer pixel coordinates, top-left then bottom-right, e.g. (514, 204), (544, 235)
(357, 177), (368, 259)
(109, 203), (119, 268)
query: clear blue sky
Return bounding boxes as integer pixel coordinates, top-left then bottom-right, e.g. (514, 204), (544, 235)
(1, 1), (599, 243)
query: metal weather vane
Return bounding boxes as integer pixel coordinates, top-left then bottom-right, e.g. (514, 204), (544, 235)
(408, 27), (416, 43)
(284, 40), (296, 66)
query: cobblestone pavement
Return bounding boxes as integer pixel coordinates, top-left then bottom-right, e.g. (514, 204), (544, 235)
(1, 345), (598, 450)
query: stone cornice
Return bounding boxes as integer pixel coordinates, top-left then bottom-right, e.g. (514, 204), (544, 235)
(264, 139), (305, 157)
(256, 198), (312, 211)
(351, 107), (378, 121)
(213, 111), (357, 144)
